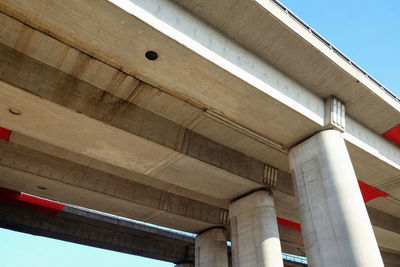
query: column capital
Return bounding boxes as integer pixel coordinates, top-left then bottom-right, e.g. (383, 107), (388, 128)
(324, 96), (345, 131)
(231, 188), (272, 202)
(196, 227), (227, 240)
(230, 189), (274, 217)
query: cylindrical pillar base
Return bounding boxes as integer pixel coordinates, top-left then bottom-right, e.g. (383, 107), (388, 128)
(229, 190), (283, 267)
(195, 227), (228, 267)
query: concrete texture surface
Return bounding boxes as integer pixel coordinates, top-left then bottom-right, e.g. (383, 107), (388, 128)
(230, 190), (283, 267)
(0, 0), (399, 263)
(289, 130), (383, 266)
(0, 202), (194, 263)
(195, 228), (229, 267)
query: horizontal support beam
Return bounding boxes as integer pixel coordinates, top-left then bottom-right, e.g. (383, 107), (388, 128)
(0, 141), (228, 228)
(0, 9), (397, 191)
(0, 200), (312, 264)
(0, 11), (290, 173)
(1, 139), (399, 250)
(0, 140), (309, 252)
(0, 0), (325, 147)
(171, 0), (400, 132)
(0, 201), (194, 263)
(380, 250), (400, 267)
(2, 0), (398, 154)
(112, 0), (400, 177)
(3, 199), (398, 266)
(0, 6), (398, 254)
(368, 207), (400, 237)
(0, 43), (295, 200)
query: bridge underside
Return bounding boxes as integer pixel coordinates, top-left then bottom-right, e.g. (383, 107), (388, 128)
(0, 197), (312, 266)
(0, 0), (399, 266)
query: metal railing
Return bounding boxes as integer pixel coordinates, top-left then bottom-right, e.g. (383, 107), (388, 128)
(270, 0), (400, 104)
(282, 253), (308, 265)
(67, 203), (197, 239)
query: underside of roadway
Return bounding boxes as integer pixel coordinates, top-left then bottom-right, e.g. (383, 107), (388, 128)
(0, 0), (399, 259)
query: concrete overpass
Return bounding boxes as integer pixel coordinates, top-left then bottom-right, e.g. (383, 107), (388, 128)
(0, 0), (399, 266)
(0, 188), (195, 264)
(0, 188), (309, 266)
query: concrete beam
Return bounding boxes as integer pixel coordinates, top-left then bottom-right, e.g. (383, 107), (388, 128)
(0, 37), (397, 252)
(380, 251), (400, 267)
(0, 1), (397, 259)
(0, 139), (311, 254)
(367, 207), (400, 235)
(0, 12), (289, 173)
(105, 0), (400, 177)
(0, 0), (324, 147)
(0, 202), (194, 263)
(171, 0), (400, 133)
(278, 224), (304, 256)
(0, 5), (398, 190)
(3, 0), (397, 138)
(0, 141), (228, 232)
(1, 138), (399, 251)
(0, 43), (295, 200)
(0, 201), (310, 266)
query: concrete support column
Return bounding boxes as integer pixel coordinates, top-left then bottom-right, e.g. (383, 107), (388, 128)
(229, 190), (283, 267)
(289, 130), (383, 267)
(195, 227), (228, 267)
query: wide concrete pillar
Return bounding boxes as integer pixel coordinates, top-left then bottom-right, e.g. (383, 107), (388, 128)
(289, 130), (383, 267)
(195, 227), (228, 267)
(229, 190), (283, 267)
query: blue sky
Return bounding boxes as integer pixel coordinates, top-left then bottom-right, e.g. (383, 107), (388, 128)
(1, 1), (399, 267)
(0, 228), (173, 267)
(280, 0), (400, 97)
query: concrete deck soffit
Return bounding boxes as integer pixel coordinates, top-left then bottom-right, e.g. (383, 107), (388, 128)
(0, 0), (398, 180)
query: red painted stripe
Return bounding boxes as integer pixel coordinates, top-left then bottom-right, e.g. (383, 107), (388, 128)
(0, 187), (65, 214)
(277, 217), (301, 229)
(0, 126), (11, 142)
(358, 180), (388, 203)
(383, 124), (400, 146)
(19, 194), (65, 211)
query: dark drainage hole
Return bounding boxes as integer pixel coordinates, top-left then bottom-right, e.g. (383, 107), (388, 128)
(145, 50), (158, 60)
